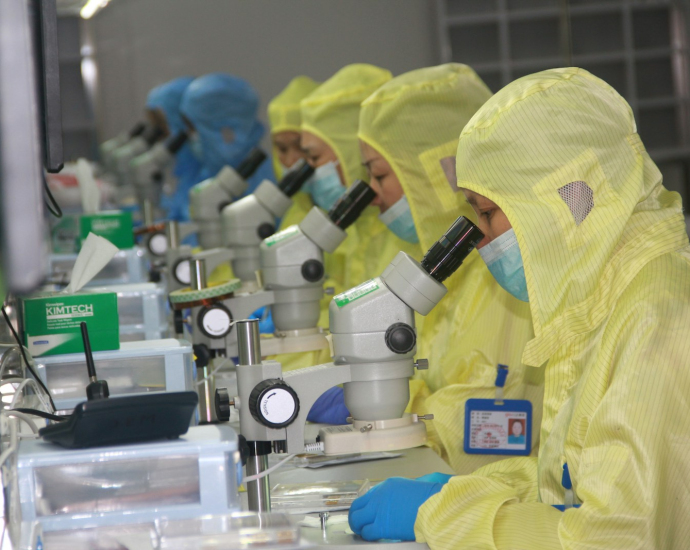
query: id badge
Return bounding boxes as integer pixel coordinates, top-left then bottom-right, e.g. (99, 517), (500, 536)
(464, 398), (532, 456)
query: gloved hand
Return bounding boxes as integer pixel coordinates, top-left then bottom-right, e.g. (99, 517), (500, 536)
(348, 477), (443, 541)
(416, 472), (454, 484)
(306, 386), (350, 425)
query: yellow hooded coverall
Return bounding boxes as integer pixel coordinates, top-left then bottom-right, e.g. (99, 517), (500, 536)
(271, 64), (402, 370)
(267, 75), (320, 230)
(358, 63), (539, 475)
(300, 63), (421, 290)
(416, 67), (690, 549)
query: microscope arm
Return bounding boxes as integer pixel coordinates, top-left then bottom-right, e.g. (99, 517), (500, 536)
(282, 362), (352, 452)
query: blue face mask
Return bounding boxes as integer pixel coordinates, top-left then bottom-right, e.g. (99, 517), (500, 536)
(308, 161), (345, 211)
(189, 133), (203, 161)
(379, 195), (419, 244)
(477, 228), (529, 302)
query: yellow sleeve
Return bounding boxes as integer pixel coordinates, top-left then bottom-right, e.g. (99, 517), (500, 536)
(415, 457), (543, 548)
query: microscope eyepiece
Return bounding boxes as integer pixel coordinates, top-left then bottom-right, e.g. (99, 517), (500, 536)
(421, 216), (484, 283)
(166, 131), (188, 154)
(328, 180), (376, 230)
(129, 122), (147, 138)
(277, 160), (315, 197)
(237, 148), (267, 180)
(144, 124), (165, 145)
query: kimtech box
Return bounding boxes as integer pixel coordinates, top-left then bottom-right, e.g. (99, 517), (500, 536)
(22, 291), (120, 357)
(79, 211), (134, 249)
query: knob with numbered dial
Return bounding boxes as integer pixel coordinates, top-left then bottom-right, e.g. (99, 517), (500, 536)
(197, 303), (233, 338)
(248, 379), (300, 429)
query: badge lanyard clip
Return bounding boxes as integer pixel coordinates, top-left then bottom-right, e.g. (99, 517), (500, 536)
(494, 364), (509, 405)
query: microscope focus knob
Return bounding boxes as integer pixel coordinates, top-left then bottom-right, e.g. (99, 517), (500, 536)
(215, 387), (232, 422)
(197, 304), (234, 339)
(173, 257), (192, 285)
(257, 223), (275, 240)
(248, 379), (300, 429)
(385, 322), (416, 354)
(301, 259), (325, 282)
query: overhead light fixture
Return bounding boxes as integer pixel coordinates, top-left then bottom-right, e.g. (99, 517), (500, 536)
(80, 0), (111, 19)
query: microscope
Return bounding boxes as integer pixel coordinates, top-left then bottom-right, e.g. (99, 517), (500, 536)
(169, 179), (376, 360)
(215, 216), (483, 511)
(129, 130), (189, 217)
(99, 121), (146, 172)
(110, 124), (164, 187)
(189, 148), (267, 249)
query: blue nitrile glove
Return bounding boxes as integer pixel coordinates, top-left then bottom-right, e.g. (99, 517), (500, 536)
(248, 307), (275, 334)
(306, 386), (350, 425)
(348, 478), (444, 541)
(415, 472), (454, 484)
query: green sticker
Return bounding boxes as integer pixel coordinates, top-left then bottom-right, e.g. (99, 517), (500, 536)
(264, 225), (300, 247)
(334, 280), (379, 308)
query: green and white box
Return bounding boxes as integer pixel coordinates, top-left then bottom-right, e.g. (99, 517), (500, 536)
(22, 291), (120, 357)
(80, 210), (134, 249)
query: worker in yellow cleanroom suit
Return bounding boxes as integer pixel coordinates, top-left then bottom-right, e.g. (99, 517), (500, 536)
(357, 63), (540, 475)
(299, 64), (420, 424)
(350, 67), (690, 550)
(267, 75), (320, 229)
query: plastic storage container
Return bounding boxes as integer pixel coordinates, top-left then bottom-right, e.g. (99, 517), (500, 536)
(35, 339), (194, 412)
(48, 246), (149, 286)
(16, 425), (242, 536)
(90, 282), (169, 341)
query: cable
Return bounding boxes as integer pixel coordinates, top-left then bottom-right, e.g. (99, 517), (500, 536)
(43, 172), (63, 218)
(243, 454), (295, 483)
(1, 304), (56, 412)
(195, 356), (234, 387)
(12, 408), (66, 422)
(1, 411), (38, 434)
(9, 379), (51, 412)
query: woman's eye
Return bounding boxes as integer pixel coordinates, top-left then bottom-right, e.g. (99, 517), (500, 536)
(481, 210), (493, 220)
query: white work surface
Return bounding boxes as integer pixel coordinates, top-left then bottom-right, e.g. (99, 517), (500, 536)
(238, 423), (454, 549)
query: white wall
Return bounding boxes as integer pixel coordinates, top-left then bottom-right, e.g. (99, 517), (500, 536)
(86, 0), (439, 141)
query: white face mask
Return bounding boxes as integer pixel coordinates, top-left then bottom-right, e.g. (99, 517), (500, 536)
(378, 195), (419, 244)
(309, 160), (345, 211)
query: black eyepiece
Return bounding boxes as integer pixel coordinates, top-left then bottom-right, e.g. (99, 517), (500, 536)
(166, 131), (188, 154)
(328, 180), (376, 230)
(129, 122), (147, 138)
(237, 148), (267, 180)
(278, 160), (315, 197)
(144, 125), (165, 145)
(421, 216), (484, 283)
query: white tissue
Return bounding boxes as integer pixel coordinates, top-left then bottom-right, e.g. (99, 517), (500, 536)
(76, 158), (101, 214)
(63, 233), (118, 294)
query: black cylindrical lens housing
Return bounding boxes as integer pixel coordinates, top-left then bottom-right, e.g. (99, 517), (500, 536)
(166, 131), (188, 154)
(277, 160), (315, 197)
(129, 122), (146, 138)
(328, 180), (376, 229)
(237, 148), (267, 180)
(421, 216), (484, 283)
(144, 124), (165, 145)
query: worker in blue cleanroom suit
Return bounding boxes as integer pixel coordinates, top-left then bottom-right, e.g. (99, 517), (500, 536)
(180, 72), (274, 196)
(145, 76), (204, 221)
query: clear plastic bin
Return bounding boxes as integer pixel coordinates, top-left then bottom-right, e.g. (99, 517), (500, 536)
(48, 247), (149, 286)
(91, 282), (169, 341)
(270, 479), (370, 514)
(35, 339), (194, 412)
(17, 425), (241, 534)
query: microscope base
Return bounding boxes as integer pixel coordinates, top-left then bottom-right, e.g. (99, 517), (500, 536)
(318, 414), (427, 455)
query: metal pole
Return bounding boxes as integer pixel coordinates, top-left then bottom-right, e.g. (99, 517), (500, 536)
(246, 443), (271, 512)
(190, 259), (207, 290)
(166, 220), (179, 249)
(142, 199), (154, 226)
(236, 319), (261, 365)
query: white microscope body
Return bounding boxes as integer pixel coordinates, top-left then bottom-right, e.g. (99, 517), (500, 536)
(214, 216), (484, 511)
